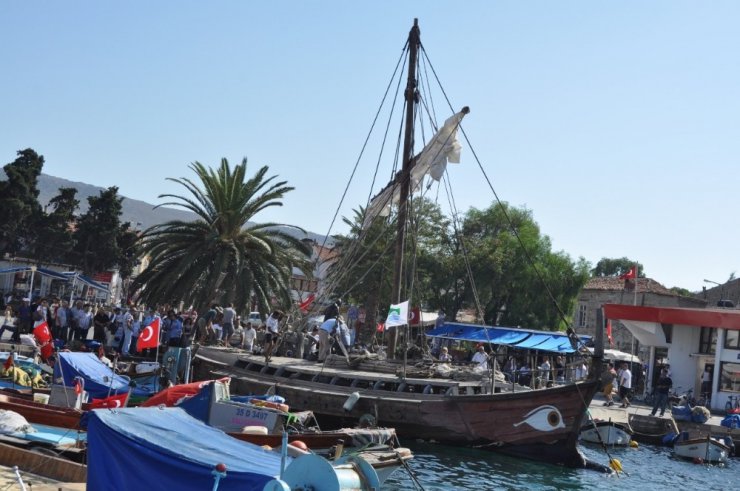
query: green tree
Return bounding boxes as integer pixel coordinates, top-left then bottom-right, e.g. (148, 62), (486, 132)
(459, 203), (590, 330)
(35, 187), (79, 263)
(0, 149), (44, 255)
(72, 186), (125, 274)
(131, 158), (311, 314)
(591, 257), (642, 278)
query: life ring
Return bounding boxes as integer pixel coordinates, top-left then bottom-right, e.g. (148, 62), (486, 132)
(249, 398), (290, 413)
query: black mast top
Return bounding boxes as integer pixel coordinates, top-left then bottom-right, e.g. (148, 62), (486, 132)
(388, 19), (420, 359)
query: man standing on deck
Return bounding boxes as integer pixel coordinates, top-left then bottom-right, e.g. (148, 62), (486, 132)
(619, 362), (633, 408)
(243, 321), (256, 354)
(263, 310), (283, 363)
(318, 317), (337, 362)
(222, 303), (236, 343)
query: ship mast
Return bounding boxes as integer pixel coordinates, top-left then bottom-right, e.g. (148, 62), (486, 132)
(388, 19), (420, 359)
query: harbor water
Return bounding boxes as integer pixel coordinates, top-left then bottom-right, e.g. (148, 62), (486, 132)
(383, 441), (735, 490)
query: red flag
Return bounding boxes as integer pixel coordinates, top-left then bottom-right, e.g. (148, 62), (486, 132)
(90, 392), (128, 409)
(376, 322), (385, 333)
(606, 320), (614, 347)
(3, 353), (13, 371)
(33, 321), (52, 344)
(33, 321), (54, 361)
(409, 307), (421, 326)
(74, 379), (82, 396)
(137, 317), (160, 352)
(298, 294), (316, 313)
(619, 266), (637, 280)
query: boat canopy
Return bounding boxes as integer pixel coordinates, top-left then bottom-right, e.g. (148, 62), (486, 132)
(54, 352), (134, 399)
(0, 266), (69, 281)
(426, 322), (590, 354)
(84, 407), (284, 490)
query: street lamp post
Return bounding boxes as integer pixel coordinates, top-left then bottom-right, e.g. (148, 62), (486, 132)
(703, 279), (726, 307)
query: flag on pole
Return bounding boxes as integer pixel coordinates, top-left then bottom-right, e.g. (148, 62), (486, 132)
(3, 353), (13, 371)
(137, 317), (160, 352)
(32, 321), (54, 361)
(385, 300), (410, 328)
(606, 320), (614, 347)
(619, 265), (637, 280)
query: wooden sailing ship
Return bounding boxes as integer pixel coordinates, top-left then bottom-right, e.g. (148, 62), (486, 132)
(195, 18), (603, 468)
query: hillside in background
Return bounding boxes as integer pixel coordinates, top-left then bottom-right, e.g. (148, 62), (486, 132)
(37, 174), (330, 243)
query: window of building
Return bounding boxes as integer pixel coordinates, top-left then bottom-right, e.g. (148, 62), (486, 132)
(725, 329), (740, 350)
(699, 327), (717, 355)
(719, 362), (740, 393)
(577, 304), (587, 328)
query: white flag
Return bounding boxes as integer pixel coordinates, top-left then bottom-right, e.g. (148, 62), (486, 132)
(385, 300), (410, 328)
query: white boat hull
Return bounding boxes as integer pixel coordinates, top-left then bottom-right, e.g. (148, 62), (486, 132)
(580, 422), (632, 446)
(674, 438), (729, 463)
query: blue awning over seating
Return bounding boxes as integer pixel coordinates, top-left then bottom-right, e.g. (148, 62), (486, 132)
(0, 266), (69, 281)
(426, 322), (588, 354)
(62, 272), (109, 292)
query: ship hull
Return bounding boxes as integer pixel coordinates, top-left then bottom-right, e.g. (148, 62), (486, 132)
(194, 347), (600, 467)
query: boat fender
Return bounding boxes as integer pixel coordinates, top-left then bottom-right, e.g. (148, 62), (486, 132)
(242, 426), (269, 435)
(343, 391), (361, 412)
(662, 432), (678, 446)
(289, 440), (308, 451)
(629, 440), (639, 448)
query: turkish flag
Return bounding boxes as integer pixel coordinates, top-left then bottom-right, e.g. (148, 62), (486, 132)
(33, 321), (54, 361)
(409, 307), (421, 326)
(376, 322), (385, 333)
(90, 392), (128, 409)
(33, 321), (52, 344)
(137, 317), (160, 352)
(619, 266), (637, 280)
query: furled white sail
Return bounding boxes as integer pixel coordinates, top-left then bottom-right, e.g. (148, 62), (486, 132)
(363, 109), (468, 228)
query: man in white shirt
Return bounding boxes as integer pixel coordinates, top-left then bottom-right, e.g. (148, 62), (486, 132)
(222, 304), (236, 343)
(619, 363), (633, 408)
(263, 310), (283, 362)
(243, 322), (257, 353)
(471, 345), (489, 367)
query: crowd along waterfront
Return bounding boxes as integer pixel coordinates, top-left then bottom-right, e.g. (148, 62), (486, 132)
(384, 441), (735, 490)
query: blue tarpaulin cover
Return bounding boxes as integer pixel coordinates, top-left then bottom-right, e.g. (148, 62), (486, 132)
(84, 407), (284, 490)
(54, 352), (133, 399)
(426, 322), (588, 353)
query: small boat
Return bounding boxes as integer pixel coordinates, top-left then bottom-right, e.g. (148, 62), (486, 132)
(144, 378), (413, 483)
(580, 420), (633, 446)
(83, 406), (381, 490)
(628, 413), (680, 446)
(673, 433), (730, 464)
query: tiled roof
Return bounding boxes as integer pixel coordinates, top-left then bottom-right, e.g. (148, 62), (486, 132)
(583, 277), (675, 295)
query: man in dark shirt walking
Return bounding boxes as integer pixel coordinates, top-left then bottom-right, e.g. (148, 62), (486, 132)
(651, 368), (673, 417)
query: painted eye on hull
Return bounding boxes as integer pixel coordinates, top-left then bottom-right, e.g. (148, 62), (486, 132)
(513, 405), (565, 432)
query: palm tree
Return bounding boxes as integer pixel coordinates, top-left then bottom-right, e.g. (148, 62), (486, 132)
(132, 158), (311, 314)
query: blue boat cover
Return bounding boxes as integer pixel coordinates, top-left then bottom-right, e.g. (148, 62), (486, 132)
(426, 322), (589, 353)
(54, 352), (131, 399)
(85, 407), (283, 490)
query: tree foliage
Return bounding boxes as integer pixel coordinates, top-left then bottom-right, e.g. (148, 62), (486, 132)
(0, 149), (44, 254)
(131, 158), (311, 313)
(591, 257), (642, 278)
(71, 187), (126, 274)
(35, 187), (79, 263)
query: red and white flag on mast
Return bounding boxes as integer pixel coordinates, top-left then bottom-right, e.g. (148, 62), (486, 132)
(619, 265), (637, 280)
(606, 320), (614, 347)
(137, 317), (160, 352)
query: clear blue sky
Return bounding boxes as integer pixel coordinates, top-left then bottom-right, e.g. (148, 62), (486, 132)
(2, 2), (738, 292)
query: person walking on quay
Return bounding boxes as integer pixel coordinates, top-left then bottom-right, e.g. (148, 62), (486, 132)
(92, 306), (110, 344)
(263, 310), (283, 363)
(619, 362), (633, 408)
(601, 363), (618, 406)
(318, 317), (337, 363)
(55, 300), (71, 342)
(651, 368), (673, 417)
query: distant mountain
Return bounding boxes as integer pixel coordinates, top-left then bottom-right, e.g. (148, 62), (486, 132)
(36, 174), (330, 243)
